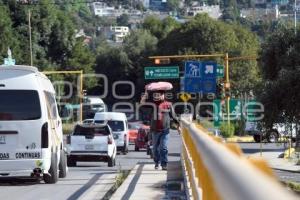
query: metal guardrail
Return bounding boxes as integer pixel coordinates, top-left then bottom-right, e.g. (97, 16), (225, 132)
(180, 118), (298, 200)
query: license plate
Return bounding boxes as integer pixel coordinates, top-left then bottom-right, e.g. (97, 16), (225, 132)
(0, 136), (6, 144)
(85, 144), (94, 150)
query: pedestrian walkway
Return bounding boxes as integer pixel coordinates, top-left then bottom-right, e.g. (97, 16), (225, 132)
(110, 163), (167, 200)
(249, 151), (300, 172)
(110, 161), (186, 200)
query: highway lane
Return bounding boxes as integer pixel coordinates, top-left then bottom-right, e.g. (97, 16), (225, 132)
(238, 142), (300, 184)
(0, 130), (181, 200)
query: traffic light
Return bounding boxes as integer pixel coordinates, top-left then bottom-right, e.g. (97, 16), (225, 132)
(217, 83), (225, 99)
(224, 82), (230, 98)
(154, 58), (170, 65)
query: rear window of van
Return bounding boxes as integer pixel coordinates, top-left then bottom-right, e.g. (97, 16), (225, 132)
(0, 90), (41, 120)
(73, 125), (110, 136)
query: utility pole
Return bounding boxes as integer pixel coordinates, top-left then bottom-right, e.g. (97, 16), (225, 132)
(28, 9), (33, 66)
(295, 0), (297, 35)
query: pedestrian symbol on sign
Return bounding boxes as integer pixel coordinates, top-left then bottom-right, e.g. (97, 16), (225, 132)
(188, 63), (200, 77)
(205, 65), (214, 74)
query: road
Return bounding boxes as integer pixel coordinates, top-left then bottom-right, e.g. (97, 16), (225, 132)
(0, 130), (181, 200)
(239, 142), (300, 184)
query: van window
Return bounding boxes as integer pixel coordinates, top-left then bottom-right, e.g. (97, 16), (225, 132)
(0, 90), (41, 120)
(44, 91), (58, 119)
(95, 120), (125, 131)
(108, 121), (124, 132)
(73, 125), (110, 136)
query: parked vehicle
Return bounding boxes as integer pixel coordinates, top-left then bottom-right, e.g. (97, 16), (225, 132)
(134, 125), (151, 152)
(94, 112), (129, 154)
(0, 65), (67, 183)
(66, 123), (116, 167)
(82, 119), (94, 124)
(245, 122), (298, 143)
(128, 121), (142, 144)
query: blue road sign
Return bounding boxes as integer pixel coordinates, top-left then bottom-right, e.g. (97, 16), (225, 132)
(184, 61), (217, 93)
(185, 61), (201, 78)
(201, 61), (217, 78)
(201, 79), (216, 94)
(184, 77), (201, 93)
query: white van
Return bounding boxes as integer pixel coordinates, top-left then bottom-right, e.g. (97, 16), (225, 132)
(94, 112), (129, 154)
(0, 65), (67, 183)
(83, 97), (106, 119)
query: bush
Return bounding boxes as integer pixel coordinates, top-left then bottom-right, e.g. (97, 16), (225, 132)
(220, 122), (235, 138)
(199, 119), (214, 129)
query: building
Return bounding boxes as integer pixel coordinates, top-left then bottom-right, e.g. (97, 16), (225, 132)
(111, 26), (130, 43)
(92, 2), (119, 17)
(138, 0), (150, 9)
(149, 0), (167, 10)
(240, 6), (280, 21)
(75, 29), (92, 45)
(99, 26), (130, 43)
(271, 0), (289, 6)
(186, 4), (222, 19)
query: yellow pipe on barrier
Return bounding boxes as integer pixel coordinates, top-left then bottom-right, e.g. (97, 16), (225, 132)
(180, 118), (298, 200)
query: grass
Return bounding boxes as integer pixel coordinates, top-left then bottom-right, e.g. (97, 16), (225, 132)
(101, 170), (131, 200)
(284, 181), (300, 194)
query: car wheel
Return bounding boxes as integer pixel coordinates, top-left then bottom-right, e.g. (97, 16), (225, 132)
(150, 151), (153, 159)
(253, 135), (261, 143)
(44, 154), (59, 184)
(108, 156), (115, 167)
(67, 156), (76, 167)
(268, 130), (279, 143)
(59, 150), (67, 178)
(122, 144), (128, 155)
(135, 145), (139, 151)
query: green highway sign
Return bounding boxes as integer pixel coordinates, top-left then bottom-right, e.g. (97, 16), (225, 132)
(213, 99), (242, 127)
(144, 66), (179, 79)
(217, 65), (224, 78)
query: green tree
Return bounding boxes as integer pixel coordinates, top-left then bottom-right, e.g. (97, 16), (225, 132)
(142, 16), (180, 40)
(158, 14), (260, 94)
(117, 14), (130, 26)
(66, 39), (96, 88)
(0, 5), (21, 63)
(259, 26), (300, 147)
(166, 0), (180, 11)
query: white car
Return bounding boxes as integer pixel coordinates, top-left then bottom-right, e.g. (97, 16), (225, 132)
(67, 124), (117, 167)
(0, 65), (67, 184)
(94, 112), (129, 154)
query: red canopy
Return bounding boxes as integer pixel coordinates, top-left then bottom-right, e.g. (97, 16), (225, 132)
(145, 82), (173, 91)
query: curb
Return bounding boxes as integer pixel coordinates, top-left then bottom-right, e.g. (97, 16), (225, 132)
(226, 136), (254, 143)
(272, 167), (300, 173)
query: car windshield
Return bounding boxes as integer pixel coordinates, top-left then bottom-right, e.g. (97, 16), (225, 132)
(128, 123), (141, 130)
(0, 90), (41, 121)
(73, 125), (110, 136)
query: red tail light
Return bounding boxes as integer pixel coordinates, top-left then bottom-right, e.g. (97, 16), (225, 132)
(41, 122), (49, 148)
(108, 135), (113, 144)
(66, 135), (71, 145)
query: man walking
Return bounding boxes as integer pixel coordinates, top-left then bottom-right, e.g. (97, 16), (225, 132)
(141, 90), (180, 170)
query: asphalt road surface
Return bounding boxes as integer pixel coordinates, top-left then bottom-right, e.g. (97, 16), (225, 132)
(0, 130), (181, 200)
(239, 142), (300, 184)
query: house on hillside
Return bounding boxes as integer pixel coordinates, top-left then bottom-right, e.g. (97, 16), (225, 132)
(92, 2), (121, 17)
(98, 26), (130, 43)
(186, 4), (222, 19)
